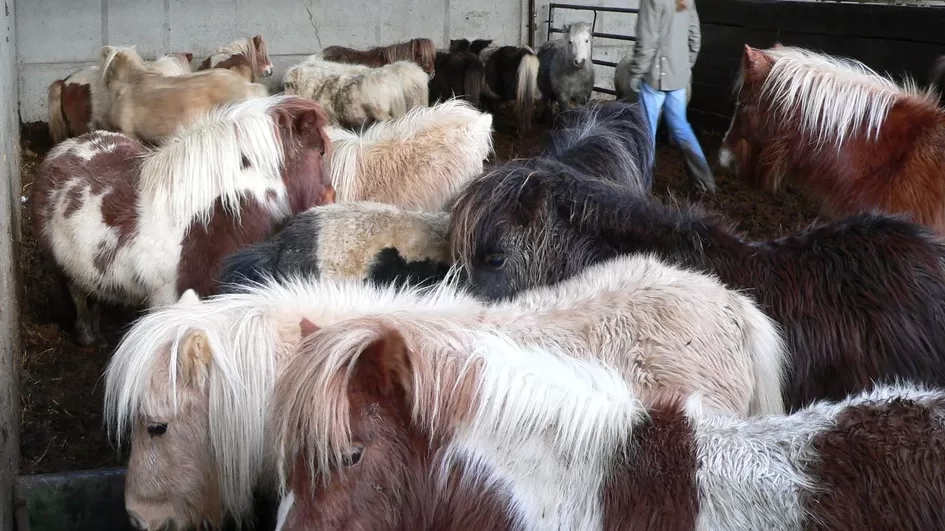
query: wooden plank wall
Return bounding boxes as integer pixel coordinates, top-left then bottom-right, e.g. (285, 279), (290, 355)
(689, 0), (945, 134)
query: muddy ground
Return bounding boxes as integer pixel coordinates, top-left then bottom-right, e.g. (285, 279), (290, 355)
(16, 105), (822, 475)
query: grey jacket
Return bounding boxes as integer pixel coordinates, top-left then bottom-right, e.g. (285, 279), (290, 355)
(627, 0), (701, 91)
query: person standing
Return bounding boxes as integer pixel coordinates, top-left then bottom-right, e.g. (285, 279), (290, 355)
(627, 0), (716, 193)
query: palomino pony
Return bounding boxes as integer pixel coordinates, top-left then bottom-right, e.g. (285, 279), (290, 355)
(282, 56), (429, 128)
(30, 95), (334, 347)
(323, 98), (493, 211)
(719, 44), (945, 236)
(537, 22), (595, 123)
(320, 38), (437, 78)
(427, 49), (499, 108)
(271, 319), (945, 530)
(217, 201), (454, 293)
(197, 35), (274, 82)
(47, 51), (194, 143)
(99, 45), (269, 145)
(449, 163), (945, 411)
(103, 250), (785, 530)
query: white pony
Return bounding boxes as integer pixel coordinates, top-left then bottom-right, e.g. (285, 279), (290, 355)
(30, 94), (333, 347)
(325, 99), (494, 211)
(282, 55), (429, 128)
(102, 251), (786, 530)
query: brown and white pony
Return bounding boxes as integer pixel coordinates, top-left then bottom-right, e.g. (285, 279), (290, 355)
(271, 317), (945, 530)
(324, 99), (493, 211)
(282, 56), (429, 128)
(320, 38), (437, 78)
(47, 51), (194, 144)
(197, 35), (274, 82)
(30, 95), (334, 347)
(719, 44), (945, 236)
(103, 251), (785, 530)
(99, 45), (269, 144)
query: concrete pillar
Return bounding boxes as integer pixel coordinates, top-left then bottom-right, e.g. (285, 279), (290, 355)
(0, 0), (21, 530)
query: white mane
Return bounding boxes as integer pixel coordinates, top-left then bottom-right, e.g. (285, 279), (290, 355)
(103, 274), (475, 521)
(273, 316), (646, 529)
(325, 98), (493, 208)
(136, 95), (288, 227)
(150, 54), (192, 76)
(749, 46), (937, 147)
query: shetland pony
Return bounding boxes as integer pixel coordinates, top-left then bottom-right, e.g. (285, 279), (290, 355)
(271, 320), (945, 530)
(217, 201), (454, 292)
(449, 165), (945, 411)
(197, 35), (274, 82)
(537, 22), (595, 123)
(282, 56), (429, 128)
(47, 51), (194, 144)
(719, 44), (945, 236)
(427, 49), (498, 108)
(99, 45), (269, 145)
(30, 95), (334, 347)
(103, 250), (785, 530)
(320, 38), (437, 78)
(323, 99), (493, 211)
(479, 44), (542, 134)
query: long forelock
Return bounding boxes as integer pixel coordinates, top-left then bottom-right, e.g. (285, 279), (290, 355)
(754, 46), (937, 147)
(137, 96), (288, 227)
(273, 316), (646, 499)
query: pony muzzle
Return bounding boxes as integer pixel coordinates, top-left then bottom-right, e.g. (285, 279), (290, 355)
(573, 59), (586, 68)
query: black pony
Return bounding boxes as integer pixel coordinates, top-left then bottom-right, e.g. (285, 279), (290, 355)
(449, 163), (945, 411)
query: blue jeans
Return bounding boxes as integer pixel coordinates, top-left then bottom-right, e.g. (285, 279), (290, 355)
(638, 80), (708, 165)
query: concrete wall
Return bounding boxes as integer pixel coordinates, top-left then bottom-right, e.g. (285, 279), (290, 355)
(533, 1), (639, 96)
(17, 0), (529, 122)
(0, 0), (20, 529)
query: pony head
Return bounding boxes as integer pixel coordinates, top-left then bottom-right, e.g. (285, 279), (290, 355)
(268, 95), (336, 211)
(252, 35), (274, 78)
(271, 315), (643, 529)
(411, 38), (437, 78)
(99, 44), (144, 84)
(718, 44), (778, 179)
(565, 22), (593, 69)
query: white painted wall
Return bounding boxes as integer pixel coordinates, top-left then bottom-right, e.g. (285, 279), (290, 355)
(17, 0), (528, 122)
(533, 0), (639, 96)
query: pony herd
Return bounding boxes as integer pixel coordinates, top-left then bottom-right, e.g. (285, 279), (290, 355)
(26, 33), (945, 529)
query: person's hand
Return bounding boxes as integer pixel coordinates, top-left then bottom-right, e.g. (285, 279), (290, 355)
(629, 76), (642, 92)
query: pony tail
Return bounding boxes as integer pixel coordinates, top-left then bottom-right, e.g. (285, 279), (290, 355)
(463, 59), (484, 107)
(47, 80), (69, 144)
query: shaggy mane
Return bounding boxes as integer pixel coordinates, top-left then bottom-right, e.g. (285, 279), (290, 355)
(136, 95), (290, 227)
(271, 314), (646, 495)
(103, 273), (474, 523)
(741, 45), (939, 147)
(208, 36), (263, 79)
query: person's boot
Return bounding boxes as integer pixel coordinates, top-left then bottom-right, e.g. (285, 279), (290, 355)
(681, 144), (717, 194)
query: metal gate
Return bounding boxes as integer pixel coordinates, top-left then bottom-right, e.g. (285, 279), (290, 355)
(545, 3), (639, 96)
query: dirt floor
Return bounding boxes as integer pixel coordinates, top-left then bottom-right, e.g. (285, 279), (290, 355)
(16, 104), (823, 476)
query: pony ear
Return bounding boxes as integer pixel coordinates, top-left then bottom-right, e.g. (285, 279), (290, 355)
(177, 289), (201, 306)
(296, 108), (330, 155)
(299, 317), (320, 339)
(513, 176), (548, 225)
(185, 52), (194, 62)
(99, 45), (114, 62)
(354, 328), (413, 403)
(178, 329), (213, 387)
(742, 44), (769, 72)
(253, 35), (263, 47)
(771, 42), (784, 49)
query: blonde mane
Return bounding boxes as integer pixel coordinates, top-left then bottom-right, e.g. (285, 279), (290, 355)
(208, 37), (261, 79)
(745, 46), (938, 147)
(271, 314), (646, 496)
(103, 274), (475, 522)
(150, 53), (193, 76)
(135, 95), (288, 227)
(324, 98), (493, 209)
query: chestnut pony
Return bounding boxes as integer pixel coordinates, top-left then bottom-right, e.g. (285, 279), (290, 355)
(320, 37), (437, 78)
(30, 95), (334, 347)
(719, 44), (945, 236)
(272, 316), (945, 530)
(197, 35), (274, 82)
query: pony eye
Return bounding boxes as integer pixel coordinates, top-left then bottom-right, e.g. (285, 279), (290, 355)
(147, 423), (168, 436)
(343, 445), (364, 467)
(484, 254), (505, 269)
